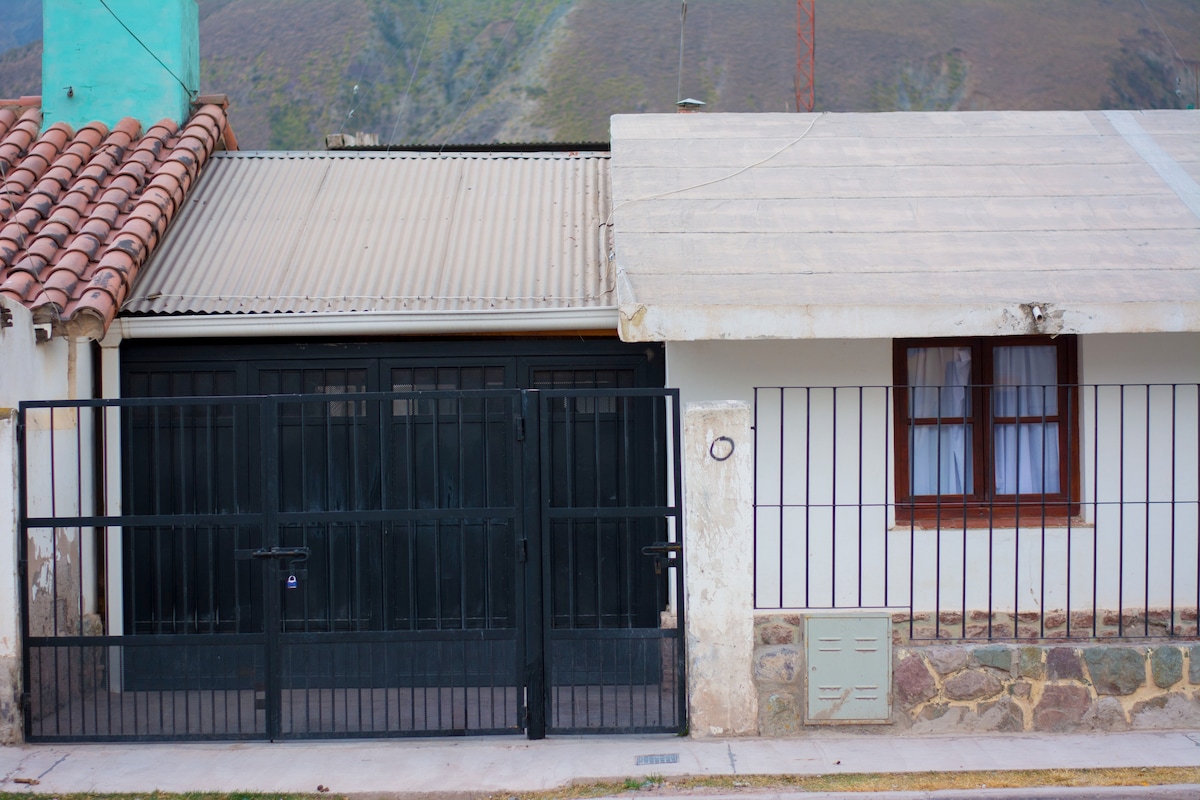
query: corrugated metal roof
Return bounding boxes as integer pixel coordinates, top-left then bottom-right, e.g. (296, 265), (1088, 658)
(125, 149), (613, 316)
(611, 110), (1200, 341)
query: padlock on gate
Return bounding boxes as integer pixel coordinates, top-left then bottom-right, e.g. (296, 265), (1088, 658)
(286, 574), (298, 589)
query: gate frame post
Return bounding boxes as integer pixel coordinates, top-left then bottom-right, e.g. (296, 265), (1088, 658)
(259, 398), (282, 741)
(520, 390), (546, 740)
(10, 408), (29, 743)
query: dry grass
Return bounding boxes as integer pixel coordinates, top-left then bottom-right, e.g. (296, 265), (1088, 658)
(0, 769), (1196, 800)
(520, 767), (1200, 798)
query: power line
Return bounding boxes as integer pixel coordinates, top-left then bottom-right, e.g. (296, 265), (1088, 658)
(387, 0), (445, 149)
(438, 0), (532, 149)
(1138, 0), (1188, 69)
(97, 0), (196, 98)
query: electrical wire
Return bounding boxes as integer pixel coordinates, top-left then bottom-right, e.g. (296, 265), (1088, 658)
(1138, 0), (1188, 69)
(604, 112), (825, 229)
(97, 0), (196, 97)
(438, 0), (532, 150)
(386, 0), (445, 150)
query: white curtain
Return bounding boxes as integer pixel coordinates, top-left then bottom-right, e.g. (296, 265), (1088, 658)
(993, 346), (1060, 494)
(908, 347), (973, 495)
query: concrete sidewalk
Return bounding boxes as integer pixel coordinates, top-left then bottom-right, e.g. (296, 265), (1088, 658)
(0, 731), (1197, 797)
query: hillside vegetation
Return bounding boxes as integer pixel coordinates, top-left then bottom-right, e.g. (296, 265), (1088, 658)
(2, 0), (1198, 149)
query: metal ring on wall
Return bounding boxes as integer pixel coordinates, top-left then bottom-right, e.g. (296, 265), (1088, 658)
(709, 435), (735, 462)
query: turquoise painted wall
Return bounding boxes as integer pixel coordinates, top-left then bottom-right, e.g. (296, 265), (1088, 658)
(42, 0), (199, 132)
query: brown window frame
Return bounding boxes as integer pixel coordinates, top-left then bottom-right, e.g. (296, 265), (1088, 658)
(893, 335), (1080, 526)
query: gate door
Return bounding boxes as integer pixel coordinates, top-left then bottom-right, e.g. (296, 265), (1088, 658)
(269, 387), (526, 738)
(19, 386), (683, 741)
(536, 388), (684, 735)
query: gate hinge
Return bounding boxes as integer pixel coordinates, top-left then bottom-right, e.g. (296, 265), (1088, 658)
(514, 415), (526, 441)
(516, 539), (527, 563)
(19, 692), (30, 709)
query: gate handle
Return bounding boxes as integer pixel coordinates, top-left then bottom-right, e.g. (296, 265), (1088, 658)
(641, 542), (681, 575)
(236, 546), (311, 562)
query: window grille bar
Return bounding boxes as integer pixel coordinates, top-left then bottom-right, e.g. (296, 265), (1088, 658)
(753, 383), (1200, 642)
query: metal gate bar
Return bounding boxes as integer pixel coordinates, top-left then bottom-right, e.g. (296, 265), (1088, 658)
(19, 387), (684, 742)
(538, 389), (685, 735)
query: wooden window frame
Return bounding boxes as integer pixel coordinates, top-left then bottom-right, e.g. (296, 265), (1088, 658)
(893, 335), (1080, 526)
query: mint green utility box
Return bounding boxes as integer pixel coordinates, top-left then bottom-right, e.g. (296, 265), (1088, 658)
(804, 613), (891, 724)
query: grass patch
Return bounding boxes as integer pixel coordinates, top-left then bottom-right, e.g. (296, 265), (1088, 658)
(1, 768), (1196, 800)
(516, 767), (1200, 799)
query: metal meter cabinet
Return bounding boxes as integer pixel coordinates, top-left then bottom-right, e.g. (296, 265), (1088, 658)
(804, 613), (891, 724)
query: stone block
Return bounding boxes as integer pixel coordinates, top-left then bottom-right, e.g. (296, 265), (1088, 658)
(1150, 647), (1183, 689)
(1189, 645), (1200, 684)
(978, 695), (1026, 732)
(1083, 647), (1146, 696)
(758, 622), (797, 646)
(1043, 611), (1067, 630)
(759, 691), (802, 736)
(1082, 696), (1130, 732)
(754, 646), (801, 685)
(1009, 681), (1032, 700)
(918, 702), (952, 721)
(1130, 693), (1200, 730)
(972, 645), (1013, 673)
(1032, 684), (1092, 732)
(944, 669), (1003, 701)
(1018, 647), (1044, 679)
(894, 655), (937, 708)
(1046, 647), (1083, 681)
(926, 646), (969, 675)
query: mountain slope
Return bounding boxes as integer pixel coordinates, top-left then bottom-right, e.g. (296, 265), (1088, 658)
(2, 0), (1197, 149)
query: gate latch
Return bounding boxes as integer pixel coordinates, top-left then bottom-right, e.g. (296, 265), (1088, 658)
(641, 542), (681, 574)
(237, 546), (312, 562)
(235, 546), (311, 583)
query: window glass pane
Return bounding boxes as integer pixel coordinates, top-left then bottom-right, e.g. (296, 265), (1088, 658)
(994, 422), (1060, 494)
(993, 346), (1057, 416)
(910, 423), (973, 495)
(907, 347), (971, 418)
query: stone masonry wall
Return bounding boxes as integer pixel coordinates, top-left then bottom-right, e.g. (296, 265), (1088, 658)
(754, 613), (1200, 736)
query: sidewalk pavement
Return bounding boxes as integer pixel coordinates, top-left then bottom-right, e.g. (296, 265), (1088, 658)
(0, 730), (1197, 798)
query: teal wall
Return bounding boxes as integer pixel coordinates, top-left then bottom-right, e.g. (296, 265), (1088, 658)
(42, 0), (199, 132)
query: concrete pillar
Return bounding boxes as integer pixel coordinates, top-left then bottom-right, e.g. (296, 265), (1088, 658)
(683, 401), (757, 736)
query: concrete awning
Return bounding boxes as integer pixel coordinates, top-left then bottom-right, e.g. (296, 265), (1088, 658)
(610, 110), (1200, 341)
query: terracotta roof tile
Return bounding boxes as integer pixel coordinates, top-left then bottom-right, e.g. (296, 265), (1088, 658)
(0, 100), (233, 339)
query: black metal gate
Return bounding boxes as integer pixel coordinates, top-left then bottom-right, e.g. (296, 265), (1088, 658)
(18, 386), (683, 741)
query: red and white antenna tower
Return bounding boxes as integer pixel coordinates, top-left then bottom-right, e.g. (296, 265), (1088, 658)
(796, 0), (815, 112)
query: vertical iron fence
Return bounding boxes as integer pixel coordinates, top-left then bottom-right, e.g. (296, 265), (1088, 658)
(18, 387), (683, 741)
(753, 384), (1200, 641)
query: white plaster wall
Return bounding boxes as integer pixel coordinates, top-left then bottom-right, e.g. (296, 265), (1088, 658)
(668, 334), (1200, 617)
(0, 301), (100, 741)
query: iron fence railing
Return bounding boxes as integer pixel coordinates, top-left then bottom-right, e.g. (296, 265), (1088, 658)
(753, 384), (1200, 641)
(18, 388), (684, 741)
